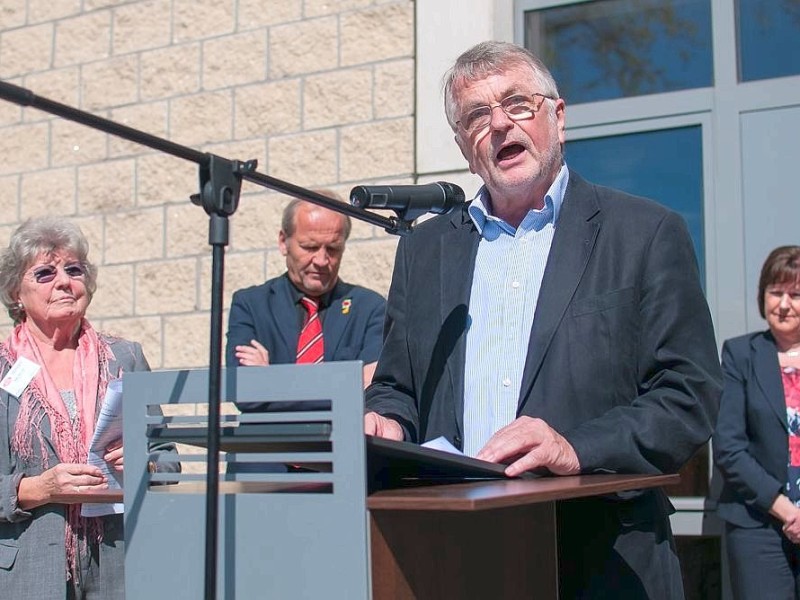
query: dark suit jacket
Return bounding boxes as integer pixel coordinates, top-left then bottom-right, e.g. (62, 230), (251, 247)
(366, 170), (722, 596)
(713, 330), (788, 528)
(225, 274), (386, 368)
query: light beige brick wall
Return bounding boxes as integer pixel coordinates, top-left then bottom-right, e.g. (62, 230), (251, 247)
(0, 0), (413, 369)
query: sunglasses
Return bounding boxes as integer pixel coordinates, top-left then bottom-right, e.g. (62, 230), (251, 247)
(31, 262), (86, 284)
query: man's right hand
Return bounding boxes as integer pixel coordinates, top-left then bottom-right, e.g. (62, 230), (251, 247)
(364, 411), (403, 440)
(235, 339), (270, 366)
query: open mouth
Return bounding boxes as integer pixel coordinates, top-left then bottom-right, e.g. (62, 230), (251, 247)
(496, 144), (525, 162)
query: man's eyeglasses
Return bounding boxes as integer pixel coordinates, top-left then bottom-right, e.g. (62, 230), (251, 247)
(456, 93), (554, 135)
(31, 263), (86, 284)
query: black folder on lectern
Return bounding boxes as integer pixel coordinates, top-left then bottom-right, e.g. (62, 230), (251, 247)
(366, 435), (527, 486)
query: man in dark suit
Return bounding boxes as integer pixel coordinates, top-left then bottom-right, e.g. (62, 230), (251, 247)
(364, 41), (722, 598)
(226, 197), (386, 387)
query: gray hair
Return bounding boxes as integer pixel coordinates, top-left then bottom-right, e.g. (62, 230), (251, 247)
(281, 192), (352, 240)
(443, 41), (560, 131)
(0, 217), (98, 323)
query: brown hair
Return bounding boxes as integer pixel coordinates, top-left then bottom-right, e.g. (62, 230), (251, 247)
(757, 245), (800, 318)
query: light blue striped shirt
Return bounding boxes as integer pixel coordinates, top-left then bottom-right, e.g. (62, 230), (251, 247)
(462, 164), (569, 457)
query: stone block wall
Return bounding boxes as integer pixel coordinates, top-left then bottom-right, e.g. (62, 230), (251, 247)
(0, 0), (412, 369)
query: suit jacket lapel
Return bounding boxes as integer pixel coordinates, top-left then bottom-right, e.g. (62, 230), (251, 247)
(322, 283), (350, 360)
(441, 208), (480, 437)
(271, 276), (298, 356)
(518, 174), (600, 408)
(752, 332), (787, 427)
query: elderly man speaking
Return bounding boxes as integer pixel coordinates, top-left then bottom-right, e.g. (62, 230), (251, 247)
(365, 41), (721, 599)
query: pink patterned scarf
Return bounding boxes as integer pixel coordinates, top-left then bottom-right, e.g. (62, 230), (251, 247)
(0, 319), (113, 581)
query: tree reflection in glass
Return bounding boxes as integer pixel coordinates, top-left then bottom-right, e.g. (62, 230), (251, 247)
(524, 0), (713, 104)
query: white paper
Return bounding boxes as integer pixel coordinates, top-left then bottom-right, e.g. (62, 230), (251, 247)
(421, 436), (464, 456)
(81, 379), (124, 517)
(0, 356), (41, 397)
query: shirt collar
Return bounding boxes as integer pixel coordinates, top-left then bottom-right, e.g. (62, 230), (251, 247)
(468, 163), (570, 237)
(285, 274), (337, 308)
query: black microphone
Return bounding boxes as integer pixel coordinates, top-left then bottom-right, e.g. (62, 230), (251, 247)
(349, 182), (465, 221)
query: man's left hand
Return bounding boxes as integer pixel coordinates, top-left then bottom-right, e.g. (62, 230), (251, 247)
(476, 416), (580, 477)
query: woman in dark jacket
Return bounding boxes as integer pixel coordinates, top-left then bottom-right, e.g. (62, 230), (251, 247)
(714, 245), (800, 598)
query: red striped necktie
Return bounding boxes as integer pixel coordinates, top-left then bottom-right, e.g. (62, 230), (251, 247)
(296, 296), (324, 364)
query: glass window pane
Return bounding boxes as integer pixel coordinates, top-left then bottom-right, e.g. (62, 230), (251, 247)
(565, 126), (705, 284)
(524, 0), (713, 104)
(737, 0), (800, 82)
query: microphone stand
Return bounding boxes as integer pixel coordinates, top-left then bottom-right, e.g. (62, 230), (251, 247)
(0, 80), (418, 600)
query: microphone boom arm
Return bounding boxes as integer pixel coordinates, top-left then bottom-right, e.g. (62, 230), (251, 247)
(0, 79), (412, 234)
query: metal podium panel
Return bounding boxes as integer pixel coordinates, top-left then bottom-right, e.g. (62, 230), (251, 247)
(122, 362), (369, 599)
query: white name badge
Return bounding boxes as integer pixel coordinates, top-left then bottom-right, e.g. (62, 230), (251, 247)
(0, 356), (41, 397)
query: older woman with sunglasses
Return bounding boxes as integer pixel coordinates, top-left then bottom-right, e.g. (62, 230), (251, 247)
(0, 217), (176, 599)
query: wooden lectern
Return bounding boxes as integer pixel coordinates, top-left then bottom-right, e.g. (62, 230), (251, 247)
(108, 362), (677, 599)
(368, 473), (678, 599)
